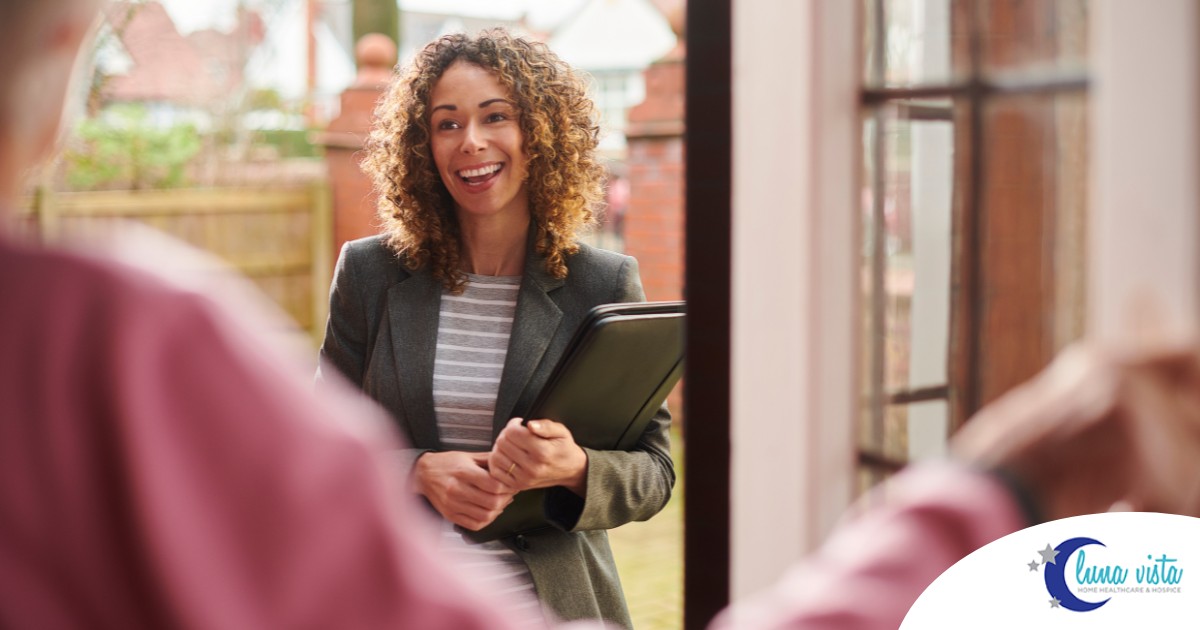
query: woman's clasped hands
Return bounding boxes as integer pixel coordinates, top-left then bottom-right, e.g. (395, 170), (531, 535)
(413, 417), (588, 531)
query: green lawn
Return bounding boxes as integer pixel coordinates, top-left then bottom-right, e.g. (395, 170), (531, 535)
(608, 429), (684, 630)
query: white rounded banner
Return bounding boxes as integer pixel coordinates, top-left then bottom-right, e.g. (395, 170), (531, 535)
(902, 512), (1200, 628)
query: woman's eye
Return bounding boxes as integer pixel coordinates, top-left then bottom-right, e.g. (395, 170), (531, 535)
(486, 112), (509, 123)
(437, 120), (459, 130)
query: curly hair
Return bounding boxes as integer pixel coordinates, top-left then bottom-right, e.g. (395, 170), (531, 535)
(363, 28), (605, 293)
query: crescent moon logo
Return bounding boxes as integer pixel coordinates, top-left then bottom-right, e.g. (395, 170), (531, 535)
(1044, 537), (1110, 612)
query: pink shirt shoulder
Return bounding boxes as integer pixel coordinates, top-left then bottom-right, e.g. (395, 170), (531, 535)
(712, 463), (1026, 630)
(0, 239), (533, 629)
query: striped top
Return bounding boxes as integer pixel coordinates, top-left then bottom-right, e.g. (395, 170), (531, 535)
(432, 274), (520, 450)
(432, 273), (543, 625)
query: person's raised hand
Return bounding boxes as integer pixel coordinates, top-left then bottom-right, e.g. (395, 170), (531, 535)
(412, 451), (516, 531)
(488, 418), (588, 496)
(952, 342), (1200, 521)
(1112, 344), (1200, 515)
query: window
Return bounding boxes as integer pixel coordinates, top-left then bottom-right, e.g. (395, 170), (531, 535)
(858, 0), (1090, 490)
(588, 70), (646, 152)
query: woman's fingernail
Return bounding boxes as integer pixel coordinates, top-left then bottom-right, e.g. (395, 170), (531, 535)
(529, 421), (541, 431)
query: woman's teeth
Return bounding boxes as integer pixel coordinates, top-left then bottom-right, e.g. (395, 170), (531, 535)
(458, 163), (502, 179)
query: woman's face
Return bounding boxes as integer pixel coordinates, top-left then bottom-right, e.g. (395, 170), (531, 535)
(428, 61), (530, 225)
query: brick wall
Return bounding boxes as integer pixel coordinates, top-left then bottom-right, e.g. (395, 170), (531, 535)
(317, 35), (394, 265)
(625, 39), (687, 422)
(624, 46), (686, 303)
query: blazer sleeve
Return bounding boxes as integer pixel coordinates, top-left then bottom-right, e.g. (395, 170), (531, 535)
(317, 241), (367, 389)
(316, 241), (431, 470)
(544, 256), (676, 532)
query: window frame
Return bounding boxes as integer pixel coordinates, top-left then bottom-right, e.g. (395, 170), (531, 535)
(858, 0), (1090, 479)
(682, 2), (1200, 629)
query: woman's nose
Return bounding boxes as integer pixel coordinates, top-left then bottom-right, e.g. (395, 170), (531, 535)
(460, 123), (486, 153)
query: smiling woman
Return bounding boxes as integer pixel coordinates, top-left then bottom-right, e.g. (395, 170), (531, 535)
(319, 29), (675, 629)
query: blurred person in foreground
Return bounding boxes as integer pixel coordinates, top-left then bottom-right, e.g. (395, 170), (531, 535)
(0, 1), (541, 627)
(317, 29), (673, 628)
(714, 340), (1200, 629)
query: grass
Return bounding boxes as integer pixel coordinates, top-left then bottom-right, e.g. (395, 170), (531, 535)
(608, 428), (684, 630)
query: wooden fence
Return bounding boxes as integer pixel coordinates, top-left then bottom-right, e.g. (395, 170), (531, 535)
(16, 183), (334, 346)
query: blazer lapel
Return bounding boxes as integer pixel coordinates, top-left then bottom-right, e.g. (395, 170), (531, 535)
(386, 266), (443, 449)
(492, 247), (565, 435)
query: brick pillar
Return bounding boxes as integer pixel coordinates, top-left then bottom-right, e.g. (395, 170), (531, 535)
(625, 7), (686, 421)
(317, 34), (395, 264)
(625, 38), (685, 302)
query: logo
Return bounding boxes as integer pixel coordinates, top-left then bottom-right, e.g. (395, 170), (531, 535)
(901, 513), (1200, 627)
(1026, 537), (1184, 612)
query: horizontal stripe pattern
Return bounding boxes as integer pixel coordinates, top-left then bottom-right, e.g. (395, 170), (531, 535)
(444, 295), (518, 306)
(436, 343), (507, 355)
(441, 312), (514, 323)
(433, 274), (539, 621)
(433, 272), (519, 453)
(439, 522), (544, 625)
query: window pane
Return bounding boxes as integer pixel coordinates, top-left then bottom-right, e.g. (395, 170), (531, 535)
(860, 101), (955, 481)
(973, 92), (1089, 404)
(862, 101), (955, 395)
(866, 0), (956, 87)
(905, 399), (949, 460)
(859, 398), (949, 461)
(856, 398), (949, 482)
(980, 0), (1088, 76)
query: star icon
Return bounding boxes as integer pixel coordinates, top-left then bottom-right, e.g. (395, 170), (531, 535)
(1027, 559), (1040, 572)
(1038, 544), (1060, 565)
(1050, 597), (1062, 608)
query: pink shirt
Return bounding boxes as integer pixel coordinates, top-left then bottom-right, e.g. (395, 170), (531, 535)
(0, 238), (535, 629)
(712, 464), (1026, 629)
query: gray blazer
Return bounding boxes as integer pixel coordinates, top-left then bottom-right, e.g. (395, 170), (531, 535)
(317, 234), (674, 627)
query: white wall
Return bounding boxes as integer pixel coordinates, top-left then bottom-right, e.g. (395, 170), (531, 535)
(1089, 0), (1200, 340)
(730, 0), (859, 598)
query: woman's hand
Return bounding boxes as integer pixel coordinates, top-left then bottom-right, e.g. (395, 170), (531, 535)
(488, 418), (589, 496)
(412, 451), (516, 531)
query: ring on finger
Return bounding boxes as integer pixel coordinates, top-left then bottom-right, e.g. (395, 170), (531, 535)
(507, 462), (517, 476)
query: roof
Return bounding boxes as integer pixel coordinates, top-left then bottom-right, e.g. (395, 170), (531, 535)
(548, 0), (676, 71)
(399, 11), (530, 64)
(101, 1), (263, 106)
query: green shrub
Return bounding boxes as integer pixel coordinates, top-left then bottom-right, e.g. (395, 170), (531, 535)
(64, 104), (202, 190)
(256, 129), (322, 159)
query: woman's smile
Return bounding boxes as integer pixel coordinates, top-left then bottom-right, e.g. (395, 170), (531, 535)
(456, 161), (504, 188)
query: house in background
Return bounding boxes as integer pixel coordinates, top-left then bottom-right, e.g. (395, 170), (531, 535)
(548, 0), (676, 155)
(97, 0), (357, 130)
(324, 0), (676, 155)
(97, 2), (265, 129)
(111, 0), (675, 141)
(398, 11), (526, 64)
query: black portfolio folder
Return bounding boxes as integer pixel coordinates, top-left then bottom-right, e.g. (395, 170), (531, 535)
(462, 301), (686, 542)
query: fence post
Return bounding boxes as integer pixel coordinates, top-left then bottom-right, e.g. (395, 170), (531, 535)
(34, 186), (59, 243)
(310, 178), (334, 347)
